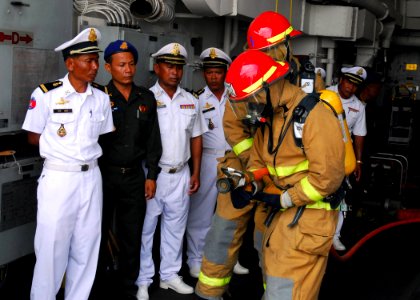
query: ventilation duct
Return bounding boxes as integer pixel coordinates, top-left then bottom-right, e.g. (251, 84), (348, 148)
(130, 0), (176, 23)
(341, 0), (390, 20)
(380, 21), (395, 48)
(181, 0), (236, 16)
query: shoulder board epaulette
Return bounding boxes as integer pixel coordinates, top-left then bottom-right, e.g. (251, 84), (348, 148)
(196, 88), (205, 96)
(38, 81), (63, 93)
(91, 82), (108, 94)
(185, 88), (199, 99)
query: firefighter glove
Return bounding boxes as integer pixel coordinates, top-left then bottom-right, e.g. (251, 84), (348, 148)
(280, 191), (294, 208)
(230, 187), (253, 209)
(252, 191), (293, 209)
(252, 176), (294, 209)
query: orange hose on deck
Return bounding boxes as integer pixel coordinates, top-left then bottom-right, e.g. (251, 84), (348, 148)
(330, 218), (420, 262)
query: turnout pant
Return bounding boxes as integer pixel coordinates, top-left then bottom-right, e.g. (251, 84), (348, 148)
(262, 207), (338, 300)
(195, 152), (267, 299)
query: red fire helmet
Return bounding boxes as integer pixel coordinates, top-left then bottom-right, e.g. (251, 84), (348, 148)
(226, 50), (290, 101)
(247, 11), (303, 50)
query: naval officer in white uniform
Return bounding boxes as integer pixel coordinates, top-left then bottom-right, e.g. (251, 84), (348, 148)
(136, 43), (207, 300)
(22, 28), (114, 300)
(327, 65), (367, 251)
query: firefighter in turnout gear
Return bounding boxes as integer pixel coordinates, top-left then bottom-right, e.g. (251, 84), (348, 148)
(195, 11), (327, 300)
(226, 50), (345, 300)
(194, 66), (265, 300)
(247, 10), (325, 93)
(185, 47), (250, 278)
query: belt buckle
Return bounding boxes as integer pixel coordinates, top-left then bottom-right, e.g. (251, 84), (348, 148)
(168, 167), (177, 174)
(121, 167), (129, 174)
(81, 164), (89, 171)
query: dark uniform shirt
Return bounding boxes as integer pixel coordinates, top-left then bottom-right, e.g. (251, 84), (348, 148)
(99, 81), (162, 180)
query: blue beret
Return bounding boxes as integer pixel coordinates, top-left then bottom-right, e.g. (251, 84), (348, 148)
(104, 40), (138, 64)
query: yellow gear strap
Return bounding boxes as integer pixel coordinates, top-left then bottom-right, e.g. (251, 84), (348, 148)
(300, 176), (324, 201)
(267, 26), (294, 44)
(306, 201), (337, 210)
(232, 138), (254, 156)
(198, 271), (231, 287)
(265, 162), (337, 210)
(267, 160), (309, 177)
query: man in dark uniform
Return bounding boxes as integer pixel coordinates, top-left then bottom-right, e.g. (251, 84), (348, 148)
(96, 40), (162, 299)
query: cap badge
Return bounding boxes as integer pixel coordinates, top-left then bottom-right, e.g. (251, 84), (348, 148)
(88, 28), (97, 42)
(120, 42), (128, 50)
(356, 68), (364, 75)
(171, 43), (181, 56)
(209, 48), (217, 59)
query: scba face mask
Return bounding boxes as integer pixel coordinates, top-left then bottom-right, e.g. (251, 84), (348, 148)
(225, 50), (290, 124)
(228, 88), (268, 126)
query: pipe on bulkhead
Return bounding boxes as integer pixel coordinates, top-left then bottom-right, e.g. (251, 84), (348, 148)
(326, 47), (334, 86)
(130, 0), (176, 23)
(223, 17), (238, 55)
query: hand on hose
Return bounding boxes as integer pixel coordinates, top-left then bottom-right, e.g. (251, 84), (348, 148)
(234, 170), (256, 190)
(230, 187), (253, 209)
(219, 167), (255, 191)
(252, 175), (294, 209)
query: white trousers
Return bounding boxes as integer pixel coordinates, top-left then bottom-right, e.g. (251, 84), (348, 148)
(186, 151), (219, 268)
(30, 167), (102, 300)
(137, 165), (190, 286)
(335, 211), (344, 238)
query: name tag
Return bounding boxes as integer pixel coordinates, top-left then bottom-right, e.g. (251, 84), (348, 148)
(53, 109), (73, 113)
(203, 107), (215, 113)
